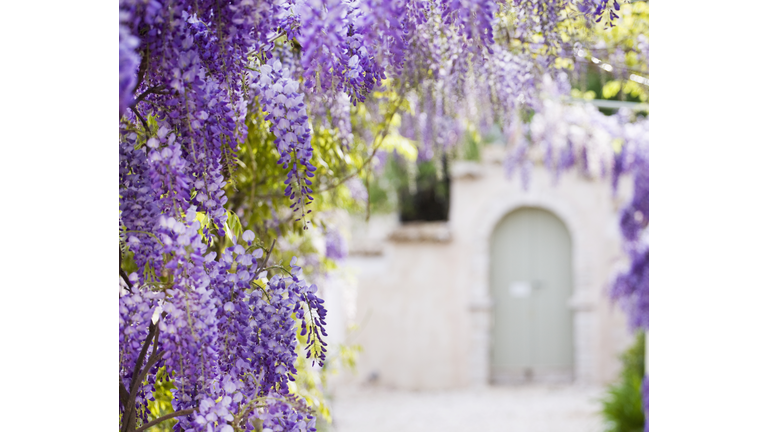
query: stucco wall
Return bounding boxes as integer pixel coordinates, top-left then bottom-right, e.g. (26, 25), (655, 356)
(341, 150), (634, 389)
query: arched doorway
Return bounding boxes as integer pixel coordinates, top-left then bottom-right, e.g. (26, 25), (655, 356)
(490, 207), (574, 384)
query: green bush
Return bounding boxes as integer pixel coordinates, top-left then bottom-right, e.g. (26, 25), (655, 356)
(601, 331), (646, 432)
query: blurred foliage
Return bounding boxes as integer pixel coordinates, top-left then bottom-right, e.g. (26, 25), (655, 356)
(600, 331), (646, 432)
(290, 322), (363, 430)
(494, 0), (650, 108)
(225, 76), (407, 233)
(135, 47), (393, 432)
(138, 202), (363, 432)
(146, 368), (177, 432)
(567, 1), (650, 104)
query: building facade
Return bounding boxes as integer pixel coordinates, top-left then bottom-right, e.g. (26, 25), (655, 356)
(332, 148), (634, 390)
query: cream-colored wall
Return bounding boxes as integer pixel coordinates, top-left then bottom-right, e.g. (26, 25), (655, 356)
(341, 149), (634, 389)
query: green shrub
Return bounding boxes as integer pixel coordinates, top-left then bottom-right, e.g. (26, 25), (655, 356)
(601, 331), (646, 432)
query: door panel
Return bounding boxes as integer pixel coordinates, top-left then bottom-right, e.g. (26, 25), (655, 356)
(490, 207), (573, 383)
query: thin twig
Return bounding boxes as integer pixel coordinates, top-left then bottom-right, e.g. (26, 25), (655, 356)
(134, 349), (164, 400)
(251, 94), (406, 200)
(131, 85), (168, 108)
(130, 106), (151, 134)
(124, 348), (165, 432)
(135, 409), (196, 432)
(317, 94), (405, 193)
(130, 323), (157, 397)
(132, 52), (149, 95)
(120, 268), (134, 293)
(256, 239), (276, 276)
(122, 322), (158, 432)
(119, 380), (130, 410)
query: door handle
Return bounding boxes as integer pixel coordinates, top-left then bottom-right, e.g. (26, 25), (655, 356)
(509, 281), (533, 297)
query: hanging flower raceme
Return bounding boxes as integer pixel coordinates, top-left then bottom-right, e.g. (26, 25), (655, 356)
(119, 213), (328, 431)
(577, 0), (622, 26)
(146, 133), (190, 218)
(611, 133), (649, 331)
(152, 213), (223, 431)
(120, 133), (164, 285)
(295, 0), (353, 93)
(353, 0), (408, 74)
(324, 227), (348, 261)
(119, 23), (140, 117)
(257, 392), (317, 432)
(119, 286), (165, 423)
(500, 74), (649, 332)
(503, 74), (622, 183)
(119, 2), (328, 429)
(253, 59), (317, 228)
(120, 0), (263, 236)
(440, 0), (499, 51)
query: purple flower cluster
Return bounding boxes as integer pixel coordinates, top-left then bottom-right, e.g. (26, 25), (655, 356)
(440, 0), (499, 50)
(118, 0), (649, 430)
(119, 23), (140, 117)
(119, 287), (164, 423)
(289, 0), (502, 108)
(259, 392), (317, 432)
(324, 227), (348, 261)
(353, 0), (409, 73)
(252, 59), (316, 228)
(150, 213), (222, 431)
(500, 74), (649, 333)
(120, 135), (163, 284)
(119, 0), (265, 238)
(611, 242), (648, 329)
(610, 128), (649, 331)
(295, 0), (366, 101)
(346, 177), (369, 203)
(119, 1), (334, 430)
(503, 141), (535, 190)
(503, 74), (625, 184)
(507, 0), (568, 53)
(388, 3), (551, 164)
(294, 0), (396, 104)
(119, 218), (327, 431)
(578, 0), (622, 26)
(147, 138), (190, 219)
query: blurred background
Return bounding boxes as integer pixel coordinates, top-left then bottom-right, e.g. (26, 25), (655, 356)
(316, 141), (646, 432)
(303, 3), (650, 428)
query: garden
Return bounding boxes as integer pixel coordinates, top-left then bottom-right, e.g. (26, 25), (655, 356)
(118, 1), (649, 431)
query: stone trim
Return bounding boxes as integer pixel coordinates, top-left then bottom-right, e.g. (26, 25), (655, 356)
(467, 194), (598, 385)
(388, 221), (452, 243)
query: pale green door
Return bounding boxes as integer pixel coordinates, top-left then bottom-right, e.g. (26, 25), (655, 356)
(490, 207), (573, 383)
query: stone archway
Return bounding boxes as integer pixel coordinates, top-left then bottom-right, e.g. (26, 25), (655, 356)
(489, 207), (574, 383)
(464, 191), (598, 386)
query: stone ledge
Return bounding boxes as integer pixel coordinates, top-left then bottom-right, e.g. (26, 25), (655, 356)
(388, 221), (452, 243)
(348, 241), (384, 257)
(451, 161), (484, 180)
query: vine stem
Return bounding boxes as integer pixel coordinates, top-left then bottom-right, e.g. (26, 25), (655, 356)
(134, 409), (196, 432)
(130, 106), (151, 134)
(250, 92), (406, 200)
(121, 321), (158, 432)
(316, 93), (405, 194)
